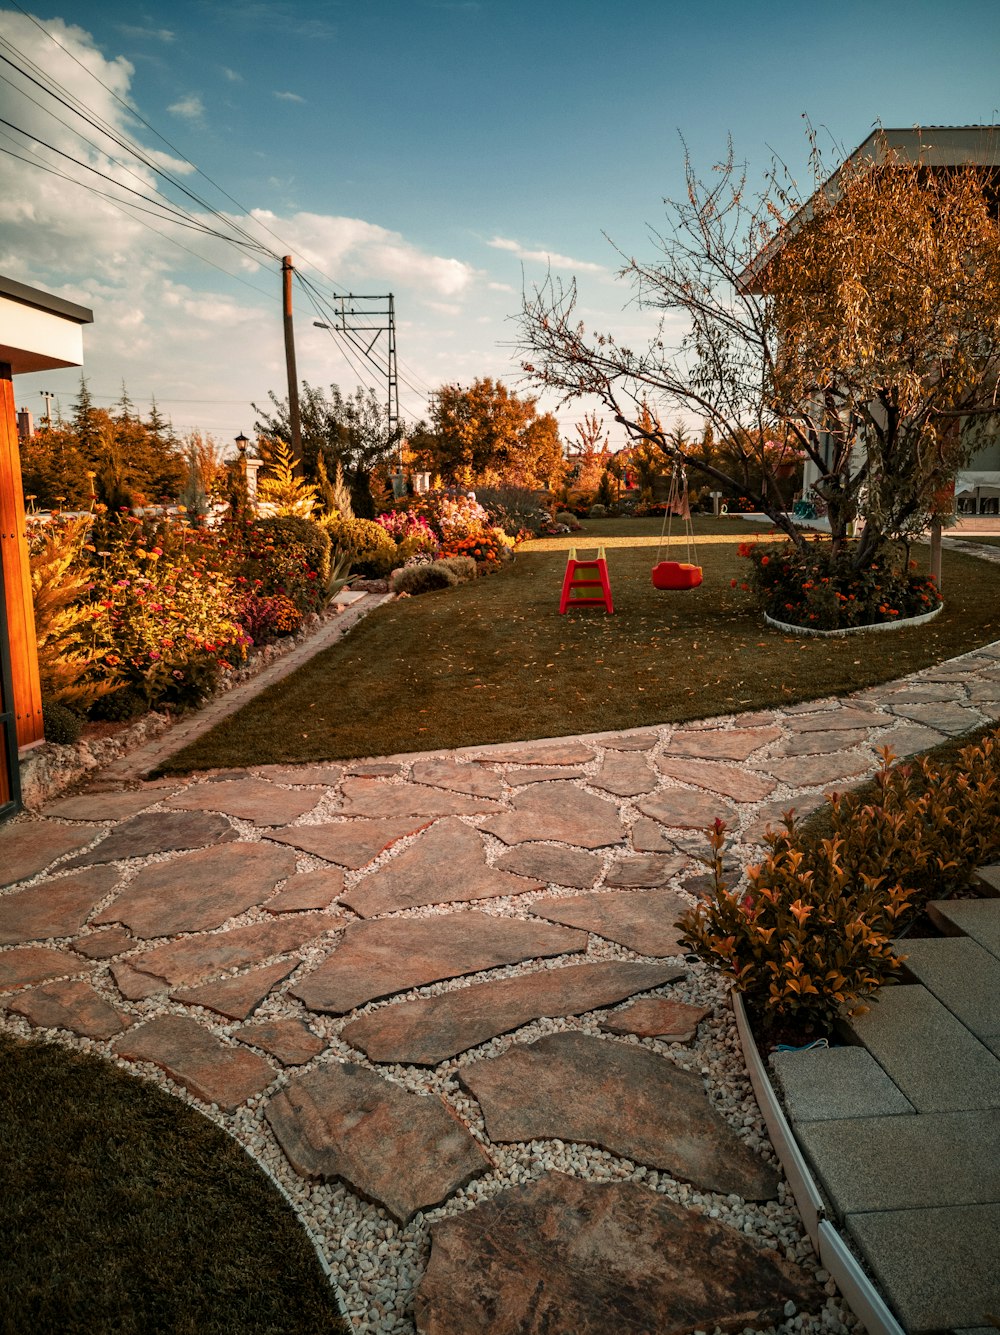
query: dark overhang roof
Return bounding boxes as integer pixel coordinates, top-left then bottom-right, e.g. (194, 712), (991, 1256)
(0, 274), (93, 324)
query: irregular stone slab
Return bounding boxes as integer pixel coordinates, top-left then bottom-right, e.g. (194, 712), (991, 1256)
(345, 761), (404, 778)
(886, 683), (965, 702)
(656, 758), (776, 803)
(876, 723), (946, 758)
(336, 778), (499, 820)
(791, 706), (887, 732)
(91, 843), (298, 937)
(64, 811), (236, 868)
(341, 820), (543, 917)
(636, 789), (737, 830)
(604, 854), (688, 888)
(587, 751), (656, 797)
(773, 728), (868, 757)
(165, 778), (321, 825)
(341, 961), (683, 1066)
(5, 977), (131, 1039)
(265, 1061), (489, 1222)
(114, 1015), (274, 1111)
(124, 913), (341, 989)
(504, 766), (586, 787)
(264, 867), (344, 913)
(233, 1018), (325, 1066)
(171, 959), (297, 1020)
(255, 763), (343, 786)
(758, 750), (875, 789)
(414, 1174), (812, 1335)
(481, 782), (626, 850)
(741, 796), (825, 844)
(630, 816), (683, 853)
(41, 791), (155, 822)
(0, 822), (95, 888)
(600, 731), (659, 751)
(529, 889), (690, 956)
(409, 757), (505, 799)
(268, 817), (430, 869)
(0, 867), (118, 945)
(890, 702), (984, 736)
(460, 1033), (776, 1199)
(665, 726), (782, 761)
(771, 1046), (915, 1122)
(292, 913), (586, 1014)
(493, 844), (603, 888)
(846, 1203), (1000, 1334)
(0, 946), (94, 992)
(475, 741), (595, 765)
(72, 926), (135, 960)
(601, 998), (710, 1041)
(111, 961), (165, 1000)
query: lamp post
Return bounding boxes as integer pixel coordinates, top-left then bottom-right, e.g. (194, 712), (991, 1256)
(235, 432), (261, 500)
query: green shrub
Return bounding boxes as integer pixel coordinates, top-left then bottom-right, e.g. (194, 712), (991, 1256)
(738, 537), (941, 630)
(435, 555), (478, 582)
(324, 516), (398, 578)
(554, 510), (581, 531)
(42, 699), (83, 745)
(390, 563), (459, 595)
(90, 686), (148, 723)
(588, 503), (607, 518)
(475, 485), (551, 537)
(679, 735), (1000, 1034)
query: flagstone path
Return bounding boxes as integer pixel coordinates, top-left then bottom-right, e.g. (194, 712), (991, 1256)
(1, 641), (999, 1333)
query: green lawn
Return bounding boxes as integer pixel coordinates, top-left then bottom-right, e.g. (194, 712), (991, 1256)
(0, 1032), (348, 1335)
(162, 516), (1000, 772)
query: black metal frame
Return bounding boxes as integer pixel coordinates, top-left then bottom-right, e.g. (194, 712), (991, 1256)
(0, 547), (22, 822)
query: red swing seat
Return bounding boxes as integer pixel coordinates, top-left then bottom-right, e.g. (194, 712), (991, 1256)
(652, 560), (703, 590)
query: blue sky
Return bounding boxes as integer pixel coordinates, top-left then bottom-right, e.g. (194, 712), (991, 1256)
(3, 0), (1000, 447)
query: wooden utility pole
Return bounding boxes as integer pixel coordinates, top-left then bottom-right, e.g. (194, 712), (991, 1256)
(281, 256), (303, 467)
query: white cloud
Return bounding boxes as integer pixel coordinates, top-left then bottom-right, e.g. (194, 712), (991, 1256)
(117, 24), (174, 42)
(487, 280), (515, 292)
(222, 67), (243, 82)
(167, 94), (204, 120)
(252, 210), (479, 298)
(488, 234), (605, 274)
(273, 90), (305, 103)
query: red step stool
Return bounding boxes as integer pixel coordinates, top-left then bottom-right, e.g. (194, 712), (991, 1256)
(559, 546), (614, 614)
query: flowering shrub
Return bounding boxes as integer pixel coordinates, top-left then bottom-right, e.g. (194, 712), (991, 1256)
(475, 485), (554, 537)
(235, 592), (303, 645)
(414, 491), (491, 540)
(87, 513), (247, 709)
(229, 516), (330, 615)
(375, 509), (437, 546)
(439, 528), (514, 571)
(739, 538), (941, 629)
(679, 736), (1000, 1034)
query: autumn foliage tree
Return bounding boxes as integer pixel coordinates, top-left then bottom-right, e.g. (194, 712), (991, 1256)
(414, 377), (564, 488)
(518, 131), (1000, 567)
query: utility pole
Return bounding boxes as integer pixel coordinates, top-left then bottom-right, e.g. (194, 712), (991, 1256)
(281, 256), (303, 467)
(40, 390), (54, 427)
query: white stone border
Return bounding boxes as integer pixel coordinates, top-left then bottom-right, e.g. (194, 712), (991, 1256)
(764, 603), (943, 638)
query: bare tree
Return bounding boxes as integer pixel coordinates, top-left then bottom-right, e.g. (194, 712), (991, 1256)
(518, 132), (1000, 567)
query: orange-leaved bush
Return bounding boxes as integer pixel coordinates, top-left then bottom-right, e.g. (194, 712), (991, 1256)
(679, 735), (1000, 1033)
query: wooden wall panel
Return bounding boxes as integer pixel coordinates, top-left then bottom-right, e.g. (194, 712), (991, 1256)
(0, 365), (43, 747)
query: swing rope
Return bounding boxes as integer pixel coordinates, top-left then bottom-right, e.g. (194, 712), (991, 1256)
(655, 464), (699, 569)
